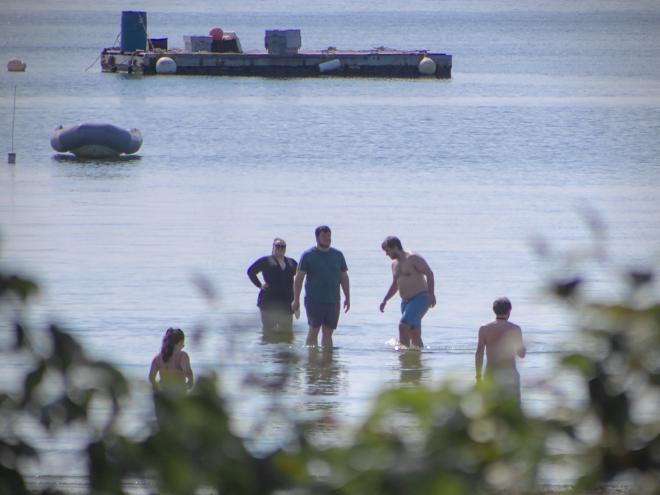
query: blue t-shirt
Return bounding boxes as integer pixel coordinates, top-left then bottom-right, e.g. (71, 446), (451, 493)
(299, 247), (348, 304)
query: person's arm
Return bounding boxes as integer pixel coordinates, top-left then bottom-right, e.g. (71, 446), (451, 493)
(475, 327), (486, 382)
(291, 269), (306, 313)
(380, 275), (398, 312)
(416, 255), (436, 307)
(516, 326), (527, 358)
(247, 257), (266, 289)
(148, 356), (160, 390)
(340, 270), (350, 312)
(180, 352), (194, 390)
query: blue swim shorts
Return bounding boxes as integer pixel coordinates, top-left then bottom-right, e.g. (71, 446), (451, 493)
(400, 291), (430, 330)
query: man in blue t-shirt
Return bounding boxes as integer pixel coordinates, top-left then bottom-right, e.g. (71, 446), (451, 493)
(292, 225), (350, 347)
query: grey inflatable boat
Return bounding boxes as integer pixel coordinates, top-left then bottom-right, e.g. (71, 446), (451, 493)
(51, 123), (142, 158)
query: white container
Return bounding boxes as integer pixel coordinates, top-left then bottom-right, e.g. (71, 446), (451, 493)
(318, 59), (341, 73)
(184, 36), (213, 52)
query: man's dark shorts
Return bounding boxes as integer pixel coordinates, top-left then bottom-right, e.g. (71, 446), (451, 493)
(305, 299), (340, 329)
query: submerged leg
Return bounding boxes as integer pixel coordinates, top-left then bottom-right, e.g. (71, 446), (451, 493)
(409, 326), (424, 349)
(306, 325), (321, 346)
(320, 325), (334, 348)
(399, 322), (411, 348)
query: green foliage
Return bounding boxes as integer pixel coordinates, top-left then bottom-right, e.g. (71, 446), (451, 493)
(555, 289), (660, 493)
(1, 238), (659, 494)
(91, 376), (285, 495)
(271, 382), (548, 495)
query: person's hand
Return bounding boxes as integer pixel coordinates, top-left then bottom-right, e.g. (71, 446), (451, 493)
(379, 300), (387, 313)
(291, 300), (300, 313)
(343, 298), (350, 313)
(261, 282), (269, 290)
(429, 293), (437, 308)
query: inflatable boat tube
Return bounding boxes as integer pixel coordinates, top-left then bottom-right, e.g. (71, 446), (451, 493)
(51, 123), (142, 158)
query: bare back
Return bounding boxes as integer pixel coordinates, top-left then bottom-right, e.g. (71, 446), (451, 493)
(478, 320), (525, 371)
(392, 252), (430, 299)
(149, 350), (193, 391)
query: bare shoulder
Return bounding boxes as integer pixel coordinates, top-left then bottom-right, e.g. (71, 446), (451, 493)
(508, 321), (522, 332)
(151, 354), (162, 367)
(481, 320), (497, 330)
(410, 252), (431, 269)
(407, 251), (422, 261)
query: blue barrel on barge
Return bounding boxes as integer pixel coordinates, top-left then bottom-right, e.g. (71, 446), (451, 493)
(121, 11), (147, 52)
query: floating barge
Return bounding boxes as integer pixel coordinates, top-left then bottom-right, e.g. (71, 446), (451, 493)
(101, 11), (452, 79)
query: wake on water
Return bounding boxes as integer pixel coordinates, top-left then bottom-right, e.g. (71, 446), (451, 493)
(385, 337), (427, 352)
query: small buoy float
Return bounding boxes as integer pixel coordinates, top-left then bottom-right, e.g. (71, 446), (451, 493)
(7, 59), (27, 72)
(209, 27), (224, 41)
(418, 56), (436, 75)
(156, 57), (177, 74)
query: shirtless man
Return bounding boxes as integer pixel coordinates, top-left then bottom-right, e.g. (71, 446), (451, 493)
(379, 236), (436, 349)
(475, 297), (526, 403)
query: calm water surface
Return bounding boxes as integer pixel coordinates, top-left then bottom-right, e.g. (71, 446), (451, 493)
(1, 0), (660, 482)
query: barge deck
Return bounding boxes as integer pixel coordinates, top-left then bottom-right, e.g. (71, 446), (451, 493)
(101, 48), (452, 78)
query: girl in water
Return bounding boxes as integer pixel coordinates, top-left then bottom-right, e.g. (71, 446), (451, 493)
(148, 327), (194, 392)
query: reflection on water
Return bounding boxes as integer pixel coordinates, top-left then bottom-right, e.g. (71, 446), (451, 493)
(52, 154), (142, 165)
(261, 328), (295, 345)
(51, 154), (142, 180)
(302, 347), (347, 445)
(247, 345), (302, 395)
(305, 347), (343, 397)
(398, 350), (429, 385)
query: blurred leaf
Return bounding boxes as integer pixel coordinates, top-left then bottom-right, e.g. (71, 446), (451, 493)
(552, 277), (583, 299)
(561, 354), (596, 378)
(0, 274), (39, 301)
(49, 325), (84, 371)
(40, 395), (88, 428)
(87, 439), (127, 495)
(192, 273), (219, 302)
(21, 359), (46, 407)
(0, 464), (29, 495)
(627, 269), (654, 289)
(13, 323), (28, 350)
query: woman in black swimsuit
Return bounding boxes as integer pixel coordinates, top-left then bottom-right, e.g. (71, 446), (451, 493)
(247, 238), (298, 340)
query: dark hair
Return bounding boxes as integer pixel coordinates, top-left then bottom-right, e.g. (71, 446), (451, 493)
(493, 297), (512, 316)
(315, 225), (331, 237)
(381, 236), (403, 251)
(161, 327), (185, 362)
